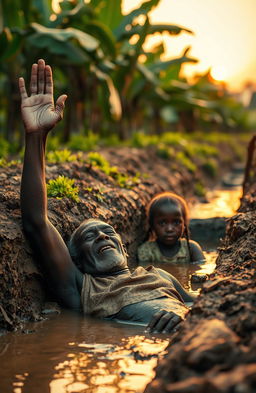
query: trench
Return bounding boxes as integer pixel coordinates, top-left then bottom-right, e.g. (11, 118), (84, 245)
(0, 168), (243, 393)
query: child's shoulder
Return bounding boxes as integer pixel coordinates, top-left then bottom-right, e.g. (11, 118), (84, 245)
(137, 240), (159, 263)
(188, 239), (203, 249)
(138, 240), (158, 252)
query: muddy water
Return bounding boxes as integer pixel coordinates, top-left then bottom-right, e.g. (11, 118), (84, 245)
(0, 312), (170, 393)
(0, 263), (216, 393)
(0, 182), (242, 393)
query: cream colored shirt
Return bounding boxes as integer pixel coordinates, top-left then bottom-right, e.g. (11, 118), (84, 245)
(81, 266), (187, 318)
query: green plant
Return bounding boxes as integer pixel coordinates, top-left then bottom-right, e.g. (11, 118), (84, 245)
(156, 143), (175, 159)
(87, 152), (110, 171)
(111, 170), (141, 189)
(130, 132), (159, 148)
(84, 186), (106, 202)
(194, 181), (206, 197)
(87, 152), (140, 188)
(0, 137), (10, 158)
(46, 136), (62, 152)
(160, 132), (188, 147)
(47, 176), (80, 202)
(176, 151), (196, 173)
(47, 149), (77, 163)
(184, 143), (218, 158)
(201, 159), (218, 178)
(68, 132), (99, 152)
(0, 158), (21, 167)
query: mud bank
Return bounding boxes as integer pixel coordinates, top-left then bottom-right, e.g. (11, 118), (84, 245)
(145, 183), (256, 392)
(0, 145), (245, 333)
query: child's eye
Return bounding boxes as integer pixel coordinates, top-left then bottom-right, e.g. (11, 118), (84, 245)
(174, 219), (182, 224)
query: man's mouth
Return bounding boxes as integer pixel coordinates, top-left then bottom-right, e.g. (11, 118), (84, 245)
(98, 244), (115, 254)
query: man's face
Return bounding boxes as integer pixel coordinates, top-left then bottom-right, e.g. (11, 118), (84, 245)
(77, 220), (128, 275)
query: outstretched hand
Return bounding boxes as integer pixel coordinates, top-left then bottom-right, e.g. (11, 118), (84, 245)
(19, 59), (67, 133)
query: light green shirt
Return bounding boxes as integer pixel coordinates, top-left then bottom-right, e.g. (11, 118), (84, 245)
(137, 239), (190, 265)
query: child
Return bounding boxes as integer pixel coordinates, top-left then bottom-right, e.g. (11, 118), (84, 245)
(138, 191), (205, 266)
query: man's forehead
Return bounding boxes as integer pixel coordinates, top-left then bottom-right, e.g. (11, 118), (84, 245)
(82, 221), (115, 232)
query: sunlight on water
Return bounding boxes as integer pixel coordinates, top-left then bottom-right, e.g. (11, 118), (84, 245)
(155, 251), (217, 296)
(49, 335), (169, 393)
(190, 188), (242, 219)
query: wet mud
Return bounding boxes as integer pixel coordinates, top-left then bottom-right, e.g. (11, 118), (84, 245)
(145, 176), (256, 392)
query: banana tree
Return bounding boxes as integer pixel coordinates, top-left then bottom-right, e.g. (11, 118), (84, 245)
(0, 0), (122, 141)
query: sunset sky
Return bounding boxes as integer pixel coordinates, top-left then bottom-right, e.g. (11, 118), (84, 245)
(123, 0), (256, 92)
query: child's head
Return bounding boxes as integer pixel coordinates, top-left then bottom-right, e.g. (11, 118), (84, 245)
(147, 192), (190, 245)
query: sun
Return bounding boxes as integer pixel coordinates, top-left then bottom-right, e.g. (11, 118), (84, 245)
(210, 66), (228, 82)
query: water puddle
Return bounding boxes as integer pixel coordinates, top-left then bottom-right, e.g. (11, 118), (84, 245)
(0, 312), (169, 393)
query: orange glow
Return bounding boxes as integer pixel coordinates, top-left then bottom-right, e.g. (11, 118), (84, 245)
(123, 0), (256, 92)
(210, 66), (228, 83)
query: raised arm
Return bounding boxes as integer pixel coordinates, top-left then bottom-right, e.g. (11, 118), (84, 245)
(20, 59), (83, 309)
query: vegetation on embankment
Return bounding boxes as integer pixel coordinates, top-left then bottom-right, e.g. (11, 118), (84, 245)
(0, 131), (251, 332)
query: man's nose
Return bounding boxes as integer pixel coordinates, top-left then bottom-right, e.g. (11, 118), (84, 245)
(95, 231), (109, 241)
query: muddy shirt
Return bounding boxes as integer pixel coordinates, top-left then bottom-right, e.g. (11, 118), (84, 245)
(81, 266), (188, 319)
(137, 239), (190, 265)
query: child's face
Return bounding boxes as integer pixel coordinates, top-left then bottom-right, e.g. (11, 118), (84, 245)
(152, 202), (185, 246)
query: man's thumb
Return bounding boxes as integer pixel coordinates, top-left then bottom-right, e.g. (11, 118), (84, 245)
(55, 94), (68, 116)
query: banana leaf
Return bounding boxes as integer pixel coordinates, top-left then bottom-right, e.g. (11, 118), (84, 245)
(30, 23), (99, 51)
(114, 0), (161, 40)
(119, 23), (193, 40)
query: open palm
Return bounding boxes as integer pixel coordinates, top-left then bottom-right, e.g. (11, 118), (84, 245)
(19, 59), (67, 133)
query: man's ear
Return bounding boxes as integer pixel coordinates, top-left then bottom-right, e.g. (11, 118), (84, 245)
(122, 244), (129, 257)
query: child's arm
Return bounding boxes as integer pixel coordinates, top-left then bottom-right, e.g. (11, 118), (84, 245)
(189, 240), (206, 263)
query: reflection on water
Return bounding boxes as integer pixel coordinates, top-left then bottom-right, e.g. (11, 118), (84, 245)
(155, 251), (217, 296)
(190, 188), (242, 219)
(0, 312), (169, 393)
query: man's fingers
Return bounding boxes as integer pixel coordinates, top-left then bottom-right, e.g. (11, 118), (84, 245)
(152, 312), (179, 333)
(146, 310), (166, 331)
(30, 63), (38, 95)
(45, 65), (53, 95)
(19, 77), (28, 100)
(162, 315), (182, 333)
(146, 311), (183, 333)
(38, 59), (45, 94)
